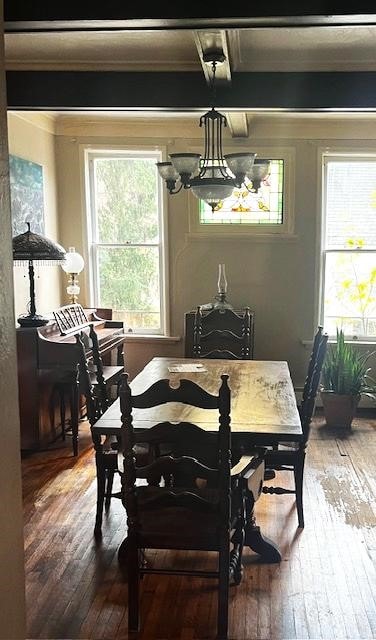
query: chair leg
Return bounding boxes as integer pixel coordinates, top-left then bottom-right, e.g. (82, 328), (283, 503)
(294, 452), (306, 528)
(128, 535), (140, 633)
(105, 468), (115, 511)
(59, 386), (66, 441)
(217, 537), (229, 640)
(94, 455), (106, 536)
(70, 382), (79, 457)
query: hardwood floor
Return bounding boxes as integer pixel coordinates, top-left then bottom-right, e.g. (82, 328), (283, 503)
(22, 412), (376, 640)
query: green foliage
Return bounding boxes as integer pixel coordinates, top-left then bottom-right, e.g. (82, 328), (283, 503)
(94, 157), (161, 329)
(321, 329), (376, 398)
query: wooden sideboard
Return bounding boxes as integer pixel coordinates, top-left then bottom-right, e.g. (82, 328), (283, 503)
(16, 308), (125, 451)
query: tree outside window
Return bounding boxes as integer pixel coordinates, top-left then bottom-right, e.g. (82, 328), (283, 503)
(87, 150), (165, 334)
(322, 157), (376, 339)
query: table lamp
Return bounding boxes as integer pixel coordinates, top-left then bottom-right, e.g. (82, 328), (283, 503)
(13, 222), (66, 327)
(61, 246), (84, 304)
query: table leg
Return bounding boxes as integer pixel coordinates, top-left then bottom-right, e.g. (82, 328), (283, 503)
(244, 494), (281, 563)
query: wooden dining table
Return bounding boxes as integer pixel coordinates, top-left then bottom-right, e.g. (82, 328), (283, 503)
(92, 357), (302, 562)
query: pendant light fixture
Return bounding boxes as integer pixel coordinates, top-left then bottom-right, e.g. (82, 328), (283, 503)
(157, 50), (269, 212)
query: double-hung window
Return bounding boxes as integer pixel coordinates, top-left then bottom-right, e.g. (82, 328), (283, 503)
(321, 154), (376, 340)
(86, 149), (167, 334)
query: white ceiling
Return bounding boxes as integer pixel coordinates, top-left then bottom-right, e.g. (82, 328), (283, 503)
(7, 25), (376, 130)
(5, 26), (376, 72)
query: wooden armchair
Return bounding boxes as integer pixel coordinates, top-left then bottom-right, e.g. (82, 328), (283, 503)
(119, 372), (264, 640)
(262, 326), (328, 527)
(193, 305), (253, 359)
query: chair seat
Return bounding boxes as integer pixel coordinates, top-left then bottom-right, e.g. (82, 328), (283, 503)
(89, 365), (123, 386)
(264, 447), (300, 466)
(137, 487), (238, 550)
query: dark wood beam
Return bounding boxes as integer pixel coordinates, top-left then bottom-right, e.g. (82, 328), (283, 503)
(4, 3), (376, 31)
(6, 70), (376, 112)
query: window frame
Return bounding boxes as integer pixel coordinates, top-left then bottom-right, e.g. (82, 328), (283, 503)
(84, 146), (169, 336)
(188, 145), (295, 239)
(319, 151), (376, 342)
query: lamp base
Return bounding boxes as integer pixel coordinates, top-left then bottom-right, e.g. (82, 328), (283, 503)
(17, 314), (50, 327)
(213, 293), (233, 310)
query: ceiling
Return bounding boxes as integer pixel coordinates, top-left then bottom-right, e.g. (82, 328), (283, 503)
(5, 26), (376, 73)
(6, 23), (376, 130)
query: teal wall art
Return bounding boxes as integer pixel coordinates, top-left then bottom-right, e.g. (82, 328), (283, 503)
(9, 155), (45, 236)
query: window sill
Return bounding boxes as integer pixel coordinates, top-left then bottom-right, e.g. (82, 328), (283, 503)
(187, 232), (298, 243)
(123, 334), (181, 344)
(301, 338), (376, 347)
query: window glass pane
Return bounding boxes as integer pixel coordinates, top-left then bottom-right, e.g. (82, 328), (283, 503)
(326, 161), (376, 249)
(323, 252), (376, 338)
(199, 159), (283, 224)
(97, 246), (160, 330)
(94, 157), (159, 244)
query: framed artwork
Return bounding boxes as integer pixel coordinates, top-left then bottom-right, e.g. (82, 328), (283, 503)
(9, 155), (45, 236)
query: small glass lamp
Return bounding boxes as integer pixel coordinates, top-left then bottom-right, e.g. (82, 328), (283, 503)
(214, 263), (233, 309)
(61, 247), (84, 304)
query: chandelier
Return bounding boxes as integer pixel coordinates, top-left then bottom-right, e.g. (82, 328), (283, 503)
(156, 50), (270, 212)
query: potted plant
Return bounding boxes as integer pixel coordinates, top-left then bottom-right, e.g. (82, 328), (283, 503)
(321, 329), (376, 429)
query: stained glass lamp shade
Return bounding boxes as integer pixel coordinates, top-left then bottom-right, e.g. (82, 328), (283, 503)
(13, 223), (66, 327)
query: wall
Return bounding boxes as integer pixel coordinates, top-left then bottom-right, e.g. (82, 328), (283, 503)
(7, 112), (62, 322)
(0, 11), (26, 639)
(54, 114), (376, 384)
(6, 111), (376, 387)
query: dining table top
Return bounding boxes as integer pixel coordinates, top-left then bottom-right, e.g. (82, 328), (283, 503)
(92, 357), (303, 445)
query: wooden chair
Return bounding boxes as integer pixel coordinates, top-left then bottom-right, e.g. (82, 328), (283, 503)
(71, 333), (124, 535)
(262, 326), (328, 527)
(119, 372), (264, 640)
(193, 305), (253, 359)
(55, 322), (124, 455)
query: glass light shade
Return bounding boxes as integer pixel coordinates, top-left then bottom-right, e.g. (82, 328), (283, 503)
(190, 177), (234, 207)
(246, 159), (270, 182)
(224, 153), (257, 176)
(203, 164), (228, 179)
(169, 153), (201, 177)
(62, 246), (84, 274)
(156, 162), (179, 181)
(217, 263), (227, 294)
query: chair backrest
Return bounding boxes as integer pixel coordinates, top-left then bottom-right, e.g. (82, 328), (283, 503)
(88, 324), (110, 412)
(119, 373), (231, 535)
(193, 306), (252, 359)
(53, 303), (89, 335)
(300, 327), (328, 442)
(73, 332), (105, 426)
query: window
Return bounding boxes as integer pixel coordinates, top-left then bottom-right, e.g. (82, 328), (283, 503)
(200, 159), (284, 225)
(86, 149), (167, 334)
(321, 155), (376, 339)
(188, 147), (294, 237)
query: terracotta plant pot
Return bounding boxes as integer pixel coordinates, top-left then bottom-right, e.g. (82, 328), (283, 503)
(320, 391), (360, 429)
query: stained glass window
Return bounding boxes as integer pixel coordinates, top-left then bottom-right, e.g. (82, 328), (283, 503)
(199, 159), (284, 225)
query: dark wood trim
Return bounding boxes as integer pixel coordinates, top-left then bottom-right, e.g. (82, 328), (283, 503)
(4, 3), (376, 31)
(7, 70), (376, 111)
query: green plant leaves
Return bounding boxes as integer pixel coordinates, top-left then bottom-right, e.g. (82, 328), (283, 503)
(321, 328), (376, 399)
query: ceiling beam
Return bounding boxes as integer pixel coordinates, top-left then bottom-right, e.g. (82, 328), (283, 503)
(7, 70), (376, 111)
(226, 113), (249, 137)
(193, 30), (231, 85)
(5, 4), (376, 31)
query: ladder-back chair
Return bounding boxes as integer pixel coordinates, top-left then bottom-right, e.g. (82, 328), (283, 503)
(193, 305), (253, 359)
(262, 326), (328, 527)
(119, 372), (263, 640)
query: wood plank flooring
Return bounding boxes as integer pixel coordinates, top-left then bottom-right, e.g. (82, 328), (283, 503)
(22, 412), (376, 640)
